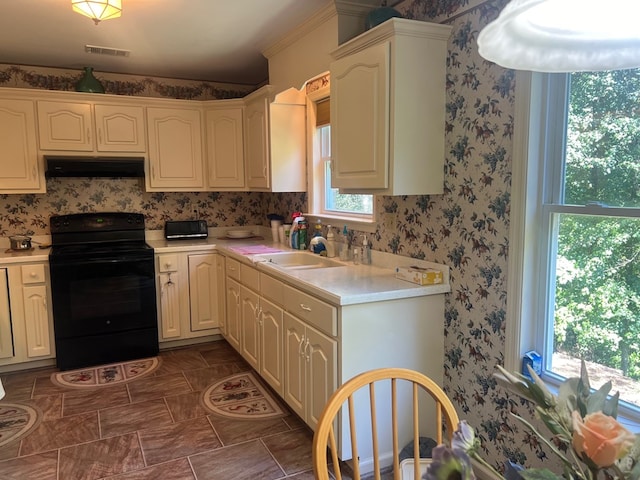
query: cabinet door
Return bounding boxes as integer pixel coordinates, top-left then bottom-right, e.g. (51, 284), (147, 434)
(146, 107), (204, 190)
(94, 104), (146, 152)
(244, 95), (270, 190)
(330, 42), (389, 189)
(305, 325), (337, 430)
(0, 270), (13, 359)
(283, 312), (306, 419)
(240, 285), (260, 371)
(205, 106), (245, 189)
(225, 277), (242, 351)
(260, 297), (283, 396)
(188, 254), (220, 332)
(37, 101), (93, 151)
(158, 272), (182, 339)
(216, 255), (227, 336)
(22, 285), (51, 358)
(0, 99), (42, 193)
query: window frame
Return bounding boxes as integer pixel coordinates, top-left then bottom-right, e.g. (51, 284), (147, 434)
(507, 71), (640, 424)
(305, 82), (376, 233)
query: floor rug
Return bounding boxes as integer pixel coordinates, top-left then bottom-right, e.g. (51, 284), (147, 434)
(0, 403), (42, 447)
(50, 357), (161, 389)
(201, 372), (285, 420)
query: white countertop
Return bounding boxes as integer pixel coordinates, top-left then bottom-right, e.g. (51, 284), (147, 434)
(0, 235), (51, 265)
(0, 228), (450, 306)
(147, 229), (450, 306)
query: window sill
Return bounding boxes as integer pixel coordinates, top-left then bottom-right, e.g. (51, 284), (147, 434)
(303, 213), (376, 233)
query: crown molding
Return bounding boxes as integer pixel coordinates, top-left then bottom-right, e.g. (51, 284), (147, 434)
(262, 3), (338, 59)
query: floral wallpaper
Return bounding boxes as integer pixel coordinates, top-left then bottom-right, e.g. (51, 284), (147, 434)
(0, 178), (306, 236)
(0, 64), (255, 100)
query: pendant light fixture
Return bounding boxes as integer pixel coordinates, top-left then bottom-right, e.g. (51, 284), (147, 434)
(72, 0), (122, 25)
(477, 0), (640, 72)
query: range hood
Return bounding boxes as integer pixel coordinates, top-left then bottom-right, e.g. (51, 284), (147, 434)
(45, 156), (145, 178)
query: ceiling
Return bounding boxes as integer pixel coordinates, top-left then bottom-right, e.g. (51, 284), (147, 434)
(0, 0), (335, 85)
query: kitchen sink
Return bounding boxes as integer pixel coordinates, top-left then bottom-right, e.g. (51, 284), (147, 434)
(253, 251), (343, 270)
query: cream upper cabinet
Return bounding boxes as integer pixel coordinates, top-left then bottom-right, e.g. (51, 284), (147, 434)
(243, 85), (306, 192)
(330, 19), (451, 195)
(0, 98), (44, 193)
(94, 104), (146, 152)
(204, 101), (245, 190)
(37, 100), (145, 153)
(146, 106), (205, 191)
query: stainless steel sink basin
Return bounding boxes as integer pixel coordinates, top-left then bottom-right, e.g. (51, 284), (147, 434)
(254, 251), (343, 270)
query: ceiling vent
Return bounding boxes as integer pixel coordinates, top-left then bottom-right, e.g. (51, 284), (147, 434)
(85, 44), (130, 57)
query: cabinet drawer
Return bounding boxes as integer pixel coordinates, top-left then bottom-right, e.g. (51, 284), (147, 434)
(21, 264), (46, 284)
(283, 285), (336, 337)
(157, 254), (179, 273)
(240, 264), (260, 292)
(226, 257), (241, 281)
(260, 273), (284, 306)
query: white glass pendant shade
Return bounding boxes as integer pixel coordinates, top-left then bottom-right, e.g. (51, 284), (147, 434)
(72, 0), (122, 25)
(477, 0), (640, 72)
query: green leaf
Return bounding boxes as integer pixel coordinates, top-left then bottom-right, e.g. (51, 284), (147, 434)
(526, 366), (557, 409)
(520, 468), (564, 480)
(603, 391), (620, 418)
(536, 407), (571, 439)
(587, 380), (613, 414)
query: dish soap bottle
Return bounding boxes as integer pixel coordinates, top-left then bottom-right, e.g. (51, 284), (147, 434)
(339, 225), (349, 260)
(362, 235), (371, 265)
(326, 225), (336, 258)
(298, 218), (308, 250)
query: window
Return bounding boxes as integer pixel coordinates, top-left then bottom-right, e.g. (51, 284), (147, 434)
(508, 69), (640, 414)
(306, 85), (374, 228)
(318, 124), (373, 217)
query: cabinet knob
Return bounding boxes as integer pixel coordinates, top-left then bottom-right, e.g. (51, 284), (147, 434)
(30, 272), (37, 278)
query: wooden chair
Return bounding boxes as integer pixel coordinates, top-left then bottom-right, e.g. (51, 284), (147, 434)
(312, 368), (460, 480)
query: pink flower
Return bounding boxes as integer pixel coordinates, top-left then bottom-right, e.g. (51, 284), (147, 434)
(572, 411), (635, 468)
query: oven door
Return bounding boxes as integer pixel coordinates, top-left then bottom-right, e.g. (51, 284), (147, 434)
(50, 254), (157, 340)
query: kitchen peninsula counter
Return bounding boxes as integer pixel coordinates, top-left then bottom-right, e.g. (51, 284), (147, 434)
(147, 231), (449, 307)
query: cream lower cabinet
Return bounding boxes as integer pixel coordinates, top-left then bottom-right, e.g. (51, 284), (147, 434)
(0, 98), (43, 193)
(220, 254), (446, 470)
(283, 312), (337, 430)
(235, 263), (285, 396)
(0, 269), (12, 359)
(224, 276), (242, 351)
(0, 262), (55, 368)
(156, 252), (221, 343)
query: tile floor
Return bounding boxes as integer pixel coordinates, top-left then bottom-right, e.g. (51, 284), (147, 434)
(0, 340), (317, 480)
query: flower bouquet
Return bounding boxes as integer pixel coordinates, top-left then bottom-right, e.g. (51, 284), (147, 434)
(425, 362), (640, 480)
